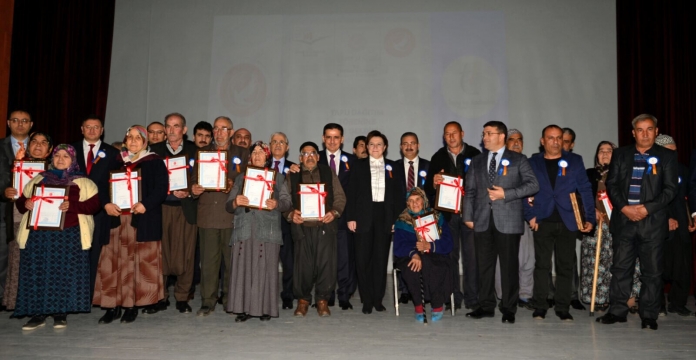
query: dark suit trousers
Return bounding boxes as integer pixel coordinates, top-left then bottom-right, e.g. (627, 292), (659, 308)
(609, 223), (663, 320)
(279, 229), (294, 301)
(335, 229), (357, 302)
(89, 211), (110, 299)
(354, 202), (391, 308)
(475, 212), (521, 314)
(532, 221), (577, 311)
(663, 232), (692, 307)
(449, 214), (478, 306)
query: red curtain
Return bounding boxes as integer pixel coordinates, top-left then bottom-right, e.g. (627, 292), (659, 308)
(617, 0), (696, 165)
(7, 0), (115, 145)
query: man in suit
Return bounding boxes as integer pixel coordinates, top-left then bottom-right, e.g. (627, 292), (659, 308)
(0, 110), (33, 309)
(270, 132), (298, 310)
(424, 121), (481, 310)
(71, 115), (123, 299)
(463, 121), (539, 324)
(191, 116), (248, 316)
(393, 131), (430, 303)
(598, 114), (678, 330)
(523, 125), (595, 321)
(319, 123), (357, 310)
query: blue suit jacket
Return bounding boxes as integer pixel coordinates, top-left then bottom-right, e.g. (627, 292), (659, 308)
(523, 151), (596, 231)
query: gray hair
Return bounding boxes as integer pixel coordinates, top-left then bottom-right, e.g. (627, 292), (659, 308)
(213, 116), (233, 129)
(631, 114), (658, 128)
(270, 131), (289, 145)
(507, 128), (523, 140)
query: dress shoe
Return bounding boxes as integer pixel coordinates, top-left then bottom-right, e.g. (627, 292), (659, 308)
(658, 304), (667, 316)
(98, 307), (122, 324)
(432, 310), (444, 322)
(362, 304), (373, 314)
(555, 311), (574, 321)
(294, 299), (310, 317)
(53, 314), (67, 329)
(374, 304), (387, 312)
(667, 304), (692, 317)
(641, 318), (658, 330)
(235, 313), (250, 322)
(465, 308), (494, 319)
(22, 315), (46, 330)
(339, 300), (353, 310)
(141, 304), (159, 315)
(532, 309), (547, 319)
(260, 314), (271, 321)
(399, 293), (410, 304)
(176, 301), (192, 314)
(120, 308), (138, 323)
(282, 299), (293, 310)
(596, 313), (627, 324)
(196, 306), (213, 316)
(328, 298), (335, 307)
(217, 295), (223, 305)
(316, 300), (331, 317)
(570, 299), (586, 310)
(518, 299), (534, 311)
(501, 312), (515, 324)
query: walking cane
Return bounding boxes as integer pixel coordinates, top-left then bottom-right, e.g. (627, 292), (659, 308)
(589, 215), (604, 317)
(420, 270), (427, 324)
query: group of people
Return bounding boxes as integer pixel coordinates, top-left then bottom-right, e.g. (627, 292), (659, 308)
(0, 110), (694, 331)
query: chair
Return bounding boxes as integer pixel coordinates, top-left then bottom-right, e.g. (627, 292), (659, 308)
(393, 267), (455, 317)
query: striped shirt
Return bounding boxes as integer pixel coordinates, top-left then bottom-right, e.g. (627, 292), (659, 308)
(628, 152), (648, 205)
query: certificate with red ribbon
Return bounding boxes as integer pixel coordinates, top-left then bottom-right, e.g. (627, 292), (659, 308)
(298, 183), (326, 220)
(435, 173), (464, 213)
(109, 169), (142, 211)
(12, 160), (46, 199)
(164, 156), (189, 192)
(597, 190), (612, 225)
(242, 166), (276, 210)
(26, 184), (68, 231)
(413, 212), (440, 253)
(198, 150), (228, 191)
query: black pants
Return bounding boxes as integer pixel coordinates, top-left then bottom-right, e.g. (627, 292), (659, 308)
(663, 230), (692, 307)
(609, 223), (663, 320)
(532, 221), (578, 311)
(396, 254), (452, 310)
(89, 212), (110, 299)
(354, 202), (391, 308)
(293, 225), (337, 302)
(279, 229), (294, 302)
(448, 214), (478, 307)
(475, 213), (521, 314)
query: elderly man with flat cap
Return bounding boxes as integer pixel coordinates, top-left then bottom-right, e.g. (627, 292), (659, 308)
(283, 141), (346, 317)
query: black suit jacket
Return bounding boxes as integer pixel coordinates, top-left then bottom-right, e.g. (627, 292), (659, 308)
(1, 137), (17, 242)
(393, 156), (430, 195)
(345, 157), (405, 233)
(277, 158), (296, 236)
(425, 144), (481, 221)
(606, 144), (678, 239)
(667, 163), (692, 242)
(319, 150), (355, 230)
(689, 149), (696, 216)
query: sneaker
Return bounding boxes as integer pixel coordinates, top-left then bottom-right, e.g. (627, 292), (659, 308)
(431, 310), (444, 322)
(415, 313), (425, 323)
(22, 315), (46, 330)
(53, 314), (67, 329)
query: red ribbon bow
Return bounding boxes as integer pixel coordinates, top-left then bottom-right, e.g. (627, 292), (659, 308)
(13, 160), (40, 194)
(440, 176), (464, 213)
(297, 183), (327, 219)
(598, 190), (612, 211)
(30, 184), (68, 230)
(244, 168), (276, 210)
(108, 167), (141, 210)
(165, 157), (190, 194)
(198, 150), (228, 191)
(415, 216), (437, 253)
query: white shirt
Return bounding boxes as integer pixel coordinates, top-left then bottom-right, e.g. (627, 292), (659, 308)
(487, 146), (506, 172)
(326, 149), (342, 176)
(272, 157), (286, 172)
(83, 139), (102, 163)
(10, 136), (28, 157)
(369, 156), (386, 202)
(402, 157), (419, 184)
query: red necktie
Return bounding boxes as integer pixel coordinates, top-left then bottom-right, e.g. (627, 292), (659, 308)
(408, 161), (415, 190)
(86, 144), (95, 175)
(274, 160), (280, 172)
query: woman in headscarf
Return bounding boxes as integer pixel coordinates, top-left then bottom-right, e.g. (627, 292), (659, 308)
(226, 141), (292, 322)
(2, 132), (53, 311)
(580, 141), (641, 312)
(92, 125), (168, 324)
(13, 144), (100, 330)
(393, 187), (453, 322)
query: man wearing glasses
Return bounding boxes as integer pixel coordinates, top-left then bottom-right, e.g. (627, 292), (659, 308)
(284, 141), (346, 317)
(147, 122), (167, 145)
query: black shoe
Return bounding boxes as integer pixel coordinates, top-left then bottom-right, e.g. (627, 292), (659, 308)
(596, 313), (627, 324)
(120, 308), (138, 323)
(519, 299), (534, 311)
(532, 309), (547, 319)
(217, 295), (223, 305)
(555, 311), (574, 321)
(98, 307), (122, 324)
(546, 299), (555, 308)
(235, 313), (250, 322)
(142, 304), (159, 315)
(196, 306), (212, 316)
(659, 305), (667, 316)
(53, 314), (67, 329)
(22, 315), (46, 330)
(667, 304), (692, 317)
(374, 304), (387, 312)
(282, 299), (293, 310)
(362, 304), (373, 314)
(502, 312), (515, 324)
(570, 299), (586, 310)
(339, 300), (353, 310)
(176, 301), (192, 313)
(641, 318), (658, 330)
(328, 298), (335, 307)
(399, 293), (410, 304)
(455, 303), (462, 310)
(260, 314), (271, 321)
(465, 308), (494, 319)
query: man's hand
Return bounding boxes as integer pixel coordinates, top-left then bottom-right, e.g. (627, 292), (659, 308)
(292, 209), (304, 224)
(408, 254), (422, 272)
(581, 221), (594, 233)
(464, 221), (474, 229)
(172, 190), (189, 199)
(668, 218), (679, 231)
(104, 203), (121, 217)
(529, 217), (538, 231)
(265, 198), (277, 210)
(688, 218), (696, 233)
(347, 221), (357, 232)
(289, 164), (301, 173)
(191, 184), (205, 196)
(621, 205), (648, 222)
(433, 170), (444, 188)
(321, 211), (335, 223)
(235, 195), (249, 208)
(223, 179), (234, 194)
(487, 185), (505, 201)
(4, 187), (17, 199)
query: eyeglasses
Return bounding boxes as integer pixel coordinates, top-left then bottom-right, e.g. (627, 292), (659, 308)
(148, 130), (165, 135)
(598, 150), (613, 154)
(300, 151), (318, 157)
(9, 118), (31, 124)
(84, 125), (102, 130)
(270, 140), (287, 146)
(213, 127), (231, 133)
(481, 132), (503, 138)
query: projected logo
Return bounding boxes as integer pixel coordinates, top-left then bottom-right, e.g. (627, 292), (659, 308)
(441, 56), (500, 118)
(384, 28), (415, 57)
(219, 63), (267, 117)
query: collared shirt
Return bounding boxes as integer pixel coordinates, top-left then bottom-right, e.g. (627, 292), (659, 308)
(166, 141), (184, 155)
(83, 139), (102, 163)
(447, 144), (465, 165)
(369, 156), (386, 202)
(273, 157), (286, 173)
(326, 149), (342, 176)
(487, 146), (506, 172)
(403, 157), (419, 183)
(11, 136), (29, 157)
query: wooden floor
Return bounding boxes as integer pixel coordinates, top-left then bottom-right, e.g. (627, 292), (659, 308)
(1, 277), (695, 360)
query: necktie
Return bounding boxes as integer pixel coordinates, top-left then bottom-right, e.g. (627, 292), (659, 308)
(87, 144), (95, 175)
(274, 160), (280, 172)
(488, 152), (497, 185)
(15, 142), (26, 160)
(407, 161), (415, 190)
(330, 154), (337, 174)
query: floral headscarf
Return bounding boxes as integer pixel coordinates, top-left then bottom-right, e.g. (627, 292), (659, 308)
(394, 187), (445, 234)
(121, 125), (155, 164)
(40, 144), (85, 185)
(249, 140), (271, 168)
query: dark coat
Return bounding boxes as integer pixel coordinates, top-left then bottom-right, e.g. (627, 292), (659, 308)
(319, 151), (355, 230)
(121, 154), (169, 241)
(667, 163), (692, 242)
(150, 140), (199, 224)
(424, 144), (481, 221)
(393, 156), (431, 195)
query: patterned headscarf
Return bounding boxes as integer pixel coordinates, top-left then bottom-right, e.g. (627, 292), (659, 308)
(655, 134), (675, 147)
(593, 140), (617, 177)
(121, 125), (153, 164)
(40, 144), (84, 185)
(23, 131), (53, 160)
(249, 140), (271, 167)
(394, 187), (445, 234)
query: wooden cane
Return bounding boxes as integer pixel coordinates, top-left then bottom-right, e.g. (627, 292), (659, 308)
(589, 215), (604, 316)
(420, 270), (427, 325)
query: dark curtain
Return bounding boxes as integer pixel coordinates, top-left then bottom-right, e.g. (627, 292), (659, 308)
(8, 0), (115, 145)
(617, 0), (696, 165)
